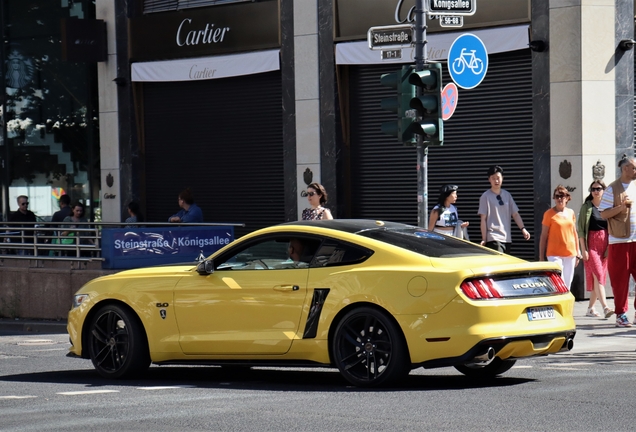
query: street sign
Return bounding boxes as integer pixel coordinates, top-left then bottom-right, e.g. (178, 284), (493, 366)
(439, 16), (464, 27)
(381, 49), (402, 60)
(448, 33), (488, 89)
(428, 0), (476, 16)
(368, 24), (414, 51)
(441, 83), (458, 120)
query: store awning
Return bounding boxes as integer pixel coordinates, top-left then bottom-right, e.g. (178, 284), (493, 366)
(336, 25), (529, 65)
(131, 49), (280, 82)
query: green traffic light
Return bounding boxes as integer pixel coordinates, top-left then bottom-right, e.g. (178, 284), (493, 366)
(380, 72), (399, 89)
(407, 62), (444, 146)
(381, 98), (399, 113)
(381, 121), (399, 136)
(408, 70), (439, 90)
(410, 94), (437, 113)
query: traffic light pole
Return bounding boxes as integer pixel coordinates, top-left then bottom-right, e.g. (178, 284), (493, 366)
(414, 0), (428, 228)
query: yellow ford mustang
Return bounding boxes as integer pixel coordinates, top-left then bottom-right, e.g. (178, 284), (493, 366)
(67, 220), (575, 387)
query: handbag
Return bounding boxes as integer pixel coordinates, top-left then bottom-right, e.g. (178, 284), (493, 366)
(61, 232), (75, 245)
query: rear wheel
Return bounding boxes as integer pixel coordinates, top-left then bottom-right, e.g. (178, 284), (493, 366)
(332, 307), (409, 387)
(454, 358), (516, 379)
(87, 304), (150, 379)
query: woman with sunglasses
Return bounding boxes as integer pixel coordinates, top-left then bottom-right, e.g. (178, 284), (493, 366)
(428, 184), (469, 237)
(539, 185), (581, 290)
(301, 183), (333, 220)
(578, 181), (613, 318)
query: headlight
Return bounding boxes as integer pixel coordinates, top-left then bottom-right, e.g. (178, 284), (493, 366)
(72, 294), (90, 308)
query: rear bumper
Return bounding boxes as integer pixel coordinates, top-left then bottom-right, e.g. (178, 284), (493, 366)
(414, 329), (576, 369)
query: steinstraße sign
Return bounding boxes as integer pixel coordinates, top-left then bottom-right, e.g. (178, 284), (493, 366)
(368, 24), (414, 50)
(101, 226), (234, 269)
(428, 0), (476, 16)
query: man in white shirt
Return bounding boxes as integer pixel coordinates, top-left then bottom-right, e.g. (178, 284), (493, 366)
(478, 165), (530, 255)
(599, 155), (636, 327)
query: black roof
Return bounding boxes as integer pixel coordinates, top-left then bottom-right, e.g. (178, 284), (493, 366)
(280, 219), (416, 234)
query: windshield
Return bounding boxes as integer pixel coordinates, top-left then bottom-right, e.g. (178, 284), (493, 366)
(357, 228), (500, 258)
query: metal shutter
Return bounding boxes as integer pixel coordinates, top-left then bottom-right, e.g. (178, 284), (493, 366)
(349, 50), (535, 260)
(143, 71), (284, 238)
(143, 0), (247, 13)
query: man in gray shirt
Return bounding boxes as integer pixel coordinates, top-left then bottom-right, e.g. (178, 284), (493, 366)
(478, 165), (531, 254)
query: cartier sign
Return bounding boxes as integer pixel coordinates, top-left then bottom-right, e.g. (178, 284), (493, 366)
(176, 19), (230, 47)
(130, 0), (279, 62)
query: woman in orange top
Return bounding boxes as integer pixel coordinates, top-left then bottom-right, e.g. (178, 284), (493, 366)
(539, 185), (581, 290)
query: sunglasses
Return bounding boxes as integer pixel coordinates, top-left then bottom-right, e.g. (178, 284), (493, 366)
(555, 194), (570, 199)
(306, 191), (317, 197)
(20, 202), (29, 206)
(496, 195), (504, 206)
(591, 187), (604, 192)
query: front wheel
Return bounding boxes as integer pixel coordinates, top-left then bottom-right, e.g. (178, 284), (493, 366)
(332, 307), (409, 387)
(87, 304), (150, 379)
(454, 358), (516, 379)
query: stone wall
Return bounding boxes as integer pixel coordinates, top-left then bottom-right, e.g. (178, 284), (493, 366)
(0, 259), (116, 320)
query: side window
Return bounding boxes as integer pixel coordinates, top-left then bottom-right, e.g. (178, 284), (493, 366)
(310, 240), (373, 268)
(215, 236), (322, 270)
(216, 238), (291, 270)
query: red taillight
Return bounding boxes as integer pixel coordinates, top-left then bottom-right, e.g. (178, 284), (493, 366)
(548, 272), (570, 293)
(460, 278), (502, 300)
(483, 278), (502, 298)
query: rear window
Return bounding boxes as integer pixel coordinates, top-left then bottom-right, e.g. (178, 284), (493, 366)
(357, 228), (500, 258)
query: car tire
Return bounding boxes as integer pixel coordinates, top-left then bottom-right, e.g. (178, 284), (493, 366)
(454, 358), (516, 379)
(87, 304), (150, 379)
(332, 306), (409, 387)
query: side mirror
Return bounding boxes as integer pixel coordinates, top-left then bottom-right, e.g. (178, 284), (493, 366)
(196, 259), (214, 275)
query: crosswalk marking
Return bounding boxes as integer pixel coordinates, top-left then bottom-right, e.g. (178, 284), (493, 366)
(57, 390), (120, 395)
(136, 386), (195, 390)
(0, 395), (37, 399)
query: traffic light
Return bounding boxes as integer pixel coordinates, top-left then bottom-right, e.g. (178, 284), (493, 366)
(380, 65), (417, 145)
(407, 62), (444, 146)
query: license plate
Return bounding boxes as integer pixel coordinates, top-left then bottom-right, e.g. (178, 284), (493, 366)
(527, 306), (555, 321)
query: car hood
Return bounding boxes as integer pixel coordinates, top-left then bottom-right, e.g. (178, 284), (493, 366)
(429, 254), (560, 275)
(112, 264), (196, 278)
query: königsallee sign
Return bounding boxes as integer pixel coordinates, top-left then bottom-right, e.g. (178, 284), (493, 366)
(101, 226), (234, 269)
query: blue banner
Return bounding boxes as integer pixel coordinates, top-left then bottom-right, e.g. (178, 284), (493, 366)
(101, 226), (234, 269)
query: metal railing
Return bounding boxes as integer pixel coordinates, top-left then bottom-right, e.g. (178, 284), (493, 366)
(0, 221), (244, 262)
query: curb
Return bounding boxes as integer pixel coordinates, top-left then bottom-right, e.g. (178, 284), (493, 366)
(0, 319), (68, 335)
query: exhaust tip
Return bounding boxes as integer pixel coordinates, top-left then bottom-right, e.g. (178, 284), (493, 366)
(472, 346), (495, 363)
(560, 337), (574, 352)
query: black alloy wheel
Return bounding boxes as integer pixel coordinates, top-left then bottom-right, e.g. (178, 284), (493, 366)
(88, 304), (150, 379)
(454, 358), (517, 379)
(332, 307), (409, 387)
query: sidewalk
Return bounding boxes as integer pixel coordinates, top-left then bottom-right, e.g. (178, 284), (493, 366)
(0, 301), (634, 352)
(570, 300), (636, 353)
(0, 318), (67, 335)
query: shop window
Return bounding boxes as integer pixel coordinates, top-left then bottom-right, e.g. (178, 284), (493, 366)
(1, 0), (99, 221)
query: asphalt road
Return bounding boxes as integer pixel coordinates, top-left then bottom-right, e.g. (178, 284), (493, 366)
(1, 301), (635, 431)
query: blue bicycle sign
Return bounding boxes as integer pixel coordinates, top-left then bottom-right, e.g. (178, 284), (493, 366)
(448, 33), (488, 89)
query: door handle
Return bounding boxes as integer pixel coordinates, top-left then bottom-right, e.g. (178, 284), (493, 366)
(274, 285), (300, 292)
